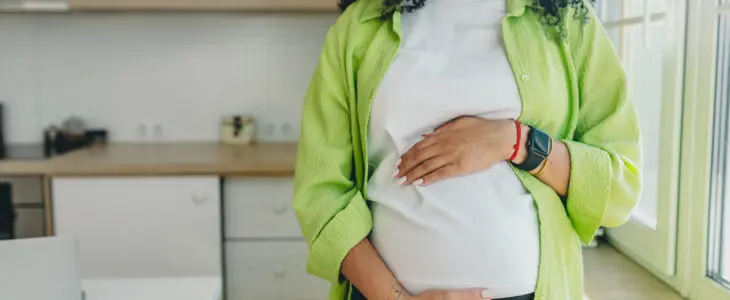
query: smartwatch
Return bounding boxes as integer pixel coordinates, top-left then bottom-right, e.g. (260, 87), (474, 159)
(514, 126), (552, 172)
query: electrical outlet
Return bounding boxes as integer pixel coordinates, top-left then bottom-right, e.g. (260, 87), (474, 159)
(281, 123), (293, 138)
(152, 124), (164, 140)
(135, 124), (148, 140)
(262, 122), (277, 139)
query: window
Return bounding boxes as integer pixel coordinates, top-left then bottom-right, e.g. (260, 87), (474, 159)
(708, 12), (730, 287)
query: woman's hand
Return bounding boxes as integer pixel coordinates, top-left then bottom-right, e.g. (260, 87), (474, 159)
(408, 289), (488, 300)
(395, 116), (520, 186)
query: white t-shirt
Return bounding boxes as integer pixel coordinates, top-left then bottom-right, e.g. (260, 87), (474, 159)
(366, 0), (540, 298)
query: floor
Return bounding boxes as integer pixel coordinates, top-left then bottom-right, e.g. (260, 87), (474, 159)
(583, 244), (685, 300)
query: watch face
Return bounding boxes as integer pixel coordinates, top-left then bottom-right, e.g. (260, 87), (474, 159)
(532, 130), (551, 157)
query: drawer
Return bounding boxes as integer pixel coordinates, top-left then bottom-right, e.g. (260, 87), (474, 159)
(225, 242), (329, 300)
(224, 178), (301, 239)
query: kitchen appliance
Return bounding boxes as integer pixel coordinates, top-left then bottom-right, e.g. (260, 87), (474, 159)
(43, 116), (108, 156)
(0, 0), (69, 12)
(0, 103), (6, 158)
(220, 116), (255, 145)
(5, 144), (54, 160)
(0, 183), (12, 240)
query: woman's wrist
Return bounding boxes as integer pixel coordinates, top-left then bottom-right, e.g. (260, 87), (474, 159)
(503, 121), (530, 164)
(386, 283), (411, 300)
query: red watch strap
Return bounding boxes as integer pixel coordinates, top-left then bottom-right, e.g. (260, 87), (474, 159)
(509, 120), (521, 161)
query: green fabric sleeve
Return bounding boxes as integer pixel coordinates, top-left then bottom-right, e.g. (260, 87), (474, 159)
(564, 3), (643, 244)
(292, 16), (373, 284)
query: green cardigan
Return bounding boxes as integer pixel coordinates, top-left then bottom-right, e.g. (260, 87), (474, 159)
(293, 0), (642, 299)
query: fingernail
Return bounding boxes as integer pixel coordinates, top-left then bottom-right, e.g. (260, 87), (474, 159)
(392, 169), (400, 178)
(413, 179), (424, 186)
(398, 177), (407, 185)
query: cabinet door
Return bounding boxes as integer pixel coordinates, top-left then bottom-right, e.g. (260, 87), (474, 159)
(53, 176), (222, 279)
(225, 241), (329, 300)
(224, 178), (301, 239)
(68, 0), (337, 11)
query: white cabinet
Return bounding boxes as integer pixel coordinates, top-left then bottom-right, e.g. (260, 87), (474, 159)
(223, 178), (327, 300)
(53, 176), (222, 279)
(224, 178), (301, 239)
(225, 242), (329, 300)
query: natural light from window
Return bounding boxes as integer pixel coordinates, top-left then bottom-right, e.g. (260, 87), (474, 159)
(718, 12), (730, 284)
(707, 9), (730, 287)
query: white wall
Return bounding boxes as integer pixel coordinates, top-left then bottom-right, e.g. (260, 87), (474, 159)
(0, 12), (336, 144)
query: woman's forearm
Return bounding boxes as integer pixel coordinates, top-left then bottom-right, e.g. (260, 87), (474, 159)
(342, 238), (406, 300)
(532, 140), (571, 196)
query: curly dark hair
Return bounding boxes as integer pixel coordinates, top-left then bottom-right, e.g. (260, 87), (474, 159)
(338, 0), (593, 27)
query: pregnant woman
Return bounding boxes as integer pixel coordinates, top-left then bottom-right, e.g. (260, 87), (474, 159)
(294, 0), (641, 299)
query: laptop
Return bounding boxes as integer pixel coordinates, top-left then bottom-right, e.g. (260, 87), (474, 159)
(0, 237), (83, 300)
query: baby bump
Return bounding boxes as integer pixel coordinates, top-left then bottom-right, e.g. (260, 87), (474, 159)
(368, 164), (541, 298)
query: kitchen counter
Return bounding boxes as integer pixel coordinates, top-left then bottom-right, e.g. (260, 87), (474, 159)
(0, 160), (51, 175)
(0, 144), (54, 175)
(0, 143), (298, 176)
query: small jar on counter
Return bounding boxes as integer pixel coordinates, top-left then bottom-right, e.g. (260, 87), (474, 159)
(220, 116), (255, 145)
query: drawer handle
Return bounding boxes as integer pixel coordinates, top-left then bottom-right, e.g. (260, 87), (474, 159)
(273, 203), (288, 215)
(275, 267), (288, 278)
(191, 194), (209, 206)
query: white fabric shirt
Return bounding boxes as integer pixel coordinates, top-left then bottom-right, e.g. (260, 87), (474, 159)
(366, 0), (540, 298)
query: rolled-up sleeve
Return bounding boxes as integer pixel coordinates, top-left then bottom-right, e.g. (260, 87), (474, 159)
(564, 4), (642, 244)
(292, 20), (372, 284)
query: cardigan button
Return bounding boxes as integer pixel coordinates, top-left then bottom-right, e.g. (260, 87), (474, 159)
(521, 74), (530, 81)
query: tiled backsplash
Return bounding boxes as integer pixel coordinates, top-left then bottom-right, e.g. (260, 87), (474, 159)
(0, 12), (336, 143)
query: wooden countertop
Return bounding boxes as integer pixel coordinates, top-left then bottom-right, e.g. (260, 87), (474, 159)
(0, 160), (52, 176)
(0, 143), (298, 177)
